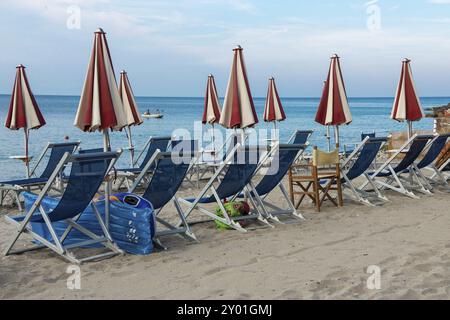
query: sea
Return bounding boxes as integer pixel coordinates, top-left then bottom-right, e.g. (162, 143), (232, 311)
(0, 95), (447, 180)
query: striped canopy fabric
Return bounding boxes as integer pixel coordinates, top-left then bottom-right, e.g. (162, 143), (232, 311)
(5, 65), (46, 131)
(202, 74), (221, 125)
(219, 46), (258, 129)
(315, 54), (352, 126)
(119, 70), (143, 127)
(391, 59), (424, 122)
(264, 77), (286, 123)
(74, 28), (127, 133)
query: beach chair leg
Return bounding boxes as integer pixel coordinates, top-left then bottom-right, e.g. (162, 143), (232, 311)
(385, 166), (418, 199)
(364, 173), (389, 203)
(412, 167), (433, 194)
(173, 198), (199, 242)
(243, 186), (273, 228)
(280, 183), (305, 220)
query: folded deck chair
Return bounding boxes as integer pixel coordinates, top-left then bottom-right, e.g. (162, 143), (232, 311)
(0, 142), (80, 210)
(238, 144), (307, 223)
(413, 133), (450, 188)
(189, 133), (242, 187)
(179, 145), (273, 232)
(288, 130), (314, 145)
(341, 137), (389, 206)
(117, 136), (172, 188)
(4, 151), (123, 264)
(362, 134), (435, 199)
(129, 148), (199, 248)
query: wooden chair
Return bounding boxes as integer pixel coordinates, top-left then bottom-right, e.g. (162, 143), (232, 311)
(288, 145), (343, 212)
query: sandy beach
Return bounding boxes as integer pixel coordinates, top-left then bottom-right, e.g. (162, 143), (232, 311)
(1, 181), (450, 300)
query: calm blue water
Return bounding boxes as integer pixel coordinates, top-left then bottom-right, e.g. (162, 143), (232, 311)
(0, 95), (445, 180)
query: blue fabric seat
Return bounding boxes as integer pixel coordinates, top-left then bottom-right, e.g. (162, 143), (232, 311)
(119, 136), (171, 174)
(289, 130), (313, 145)
(0, 142), (80, 210)
(4, 151), (123, 264)
(129, 147), (199, 244)
(373, 136), (432, 178)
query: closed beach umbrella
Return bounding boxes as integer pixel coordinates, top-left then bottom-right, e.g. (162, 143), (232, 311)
(203, 74), (222, 149)
(315, 54), (352, 147)
(5, 65), (46, 177)
(74, 28), (127, 144)
(219, 46), (258, 130)
(119, 70), (143, 166)
(391, 59), (424, 139)
(203, 74), (221, 125)
(264, 77), (286, 130)
(74, 28), (126, 228)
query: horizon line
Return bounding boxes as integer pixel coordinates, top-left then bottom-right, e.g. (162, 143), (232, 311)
(1, 94), (450, 100)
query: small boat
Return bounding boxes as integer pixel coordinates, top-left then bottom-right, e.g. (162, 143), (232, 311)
(142, 110), (164, 119)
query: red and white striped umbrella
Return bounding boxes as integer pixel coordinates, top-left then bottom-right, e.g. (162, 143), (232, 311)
(202, 74), (221, 125)
(391, 59), (424, 138)
(264, 77), (286, 128)
(119, 70), (143, 165)
(5, 65), (46, 177)
(219, 46), (258, 130)
(74, 28), (126, 139)
(315, 54), (352, 145)
(74, 28), (126, 229)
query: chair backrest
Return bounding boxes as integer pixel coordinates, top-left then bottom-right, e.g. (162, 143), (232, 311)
(361, 132), (376, 141)
(48, 152), (119, 222)
(255, 144), (306, 196)
(39, 142), (80, 179)
(290, 130), (313, 145)
(345, 138), (387, 181)
(393, 135), (434, 173)
(417, 134), (450, 169)
(142, 152), (194, 210)
(79, 148), (104, 154)
(215, 147), (260, 200)
(170, 140), (199, 153)
(139, 137), (171, 170)
(313, 147), (339, 167)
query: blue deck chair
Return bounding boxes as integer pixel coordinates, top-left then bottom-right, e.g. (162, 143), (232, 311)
(344, 132), (376, 157)
(4, 150), (123, 264)
(411, 133), (450, 188)
(179, 145), (273, 232)
(238, 144), (307, 223)
(362, 135), (435, 199)
(129, 148), (199, 248)
(341, 137), (389, 206)
(0, 142), (80, 210)
(117, 136), (172, 189)
(288, 130), (314, 145)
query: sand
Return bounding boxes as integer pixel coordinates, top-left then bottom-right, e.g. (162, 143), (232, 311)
(1, 181), (450, 300)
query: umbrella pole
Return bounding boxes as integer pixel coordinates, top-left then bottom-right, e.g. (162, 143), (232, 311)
(408, 121), (413, 139)
(126, 126), (134, 167)
(103, 130), (111, 230)
(326, 126), (331, 152)
(334, 126), (340, 149)
(24, 129), (30, 178)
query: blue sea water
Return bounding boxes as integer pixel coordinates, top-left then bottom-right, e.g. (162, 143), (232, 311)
(0, 95), (446, 180)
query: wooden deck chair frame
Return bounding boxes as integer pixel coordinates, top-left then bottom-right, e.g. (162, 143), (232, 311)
(3, 151), (123, 264)
(128, 149), (199, 247)
(341, 136), (389, 207)
(178, 144), (273, 233)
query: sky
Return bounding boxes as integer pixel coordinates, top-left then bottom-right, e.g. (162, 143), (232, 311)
(1, 0), (450, 97)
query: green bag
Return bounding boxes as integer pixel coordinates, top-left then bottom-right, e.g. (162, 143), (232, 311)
(215, 201), (250, 230)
